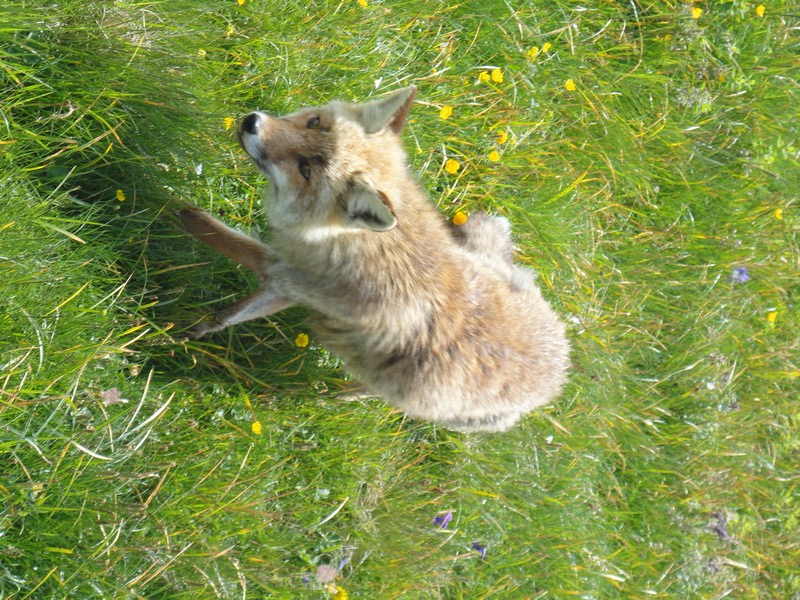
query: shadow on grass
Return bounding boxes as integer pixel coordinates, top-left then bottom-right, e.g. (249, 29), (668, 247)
(4, 7), (326, 399)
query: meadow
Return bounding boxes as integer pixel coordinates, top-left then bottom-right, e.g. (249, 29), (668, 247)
(1, 0), (798, 598)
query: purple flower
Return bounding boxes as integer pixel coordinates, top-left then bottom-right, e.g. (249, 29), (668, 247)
(472, 542), (487, 560)
(731, 266), (750, 283)
(432, 511), (453, 529)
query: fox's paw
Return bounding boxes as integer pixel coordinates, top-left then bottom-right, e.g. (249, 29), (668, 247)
(184, 318), (222, 339)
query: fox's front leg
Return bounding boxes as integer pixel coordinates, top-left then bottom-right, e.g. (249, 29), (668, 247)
(178, 206), (295, 336)
(179, 207), (272, 273)
(189, 284), (294, 337)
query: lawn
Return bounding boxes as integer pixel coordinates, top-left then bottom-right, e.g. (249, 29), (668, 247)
(1, 0), (798, 598)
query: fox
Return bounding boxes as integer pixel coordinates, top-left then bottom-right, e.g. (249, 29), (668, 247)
(178, 86), (570, 432)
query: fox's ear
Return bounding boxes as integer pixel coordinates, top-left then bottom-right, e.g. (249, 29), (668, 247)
(342, 179), (398, 232)
(353, 86), (416, 134)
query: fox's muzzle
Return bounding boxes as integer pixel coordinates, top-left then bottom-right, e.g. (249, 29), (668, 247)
(238, 111), (271, 164)
(241, 112), (261, 136)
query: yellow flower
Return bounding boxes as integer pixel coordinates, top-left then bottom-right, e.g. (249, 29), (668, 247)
(223, 117), (235, 131)
(452, 211), (468, 226)
(197, 48), (207, 58)
(755, 4), (765, 17)
(775, 208), (783, 219)
(526, 46), (539, 60)
(767, 311), (778, 324)
(495, 130), (508, 144)
(491, 68), (503, 83)
(541, 42), (552, 53)
(237, 0), (245, 5)
(251, 421), (262, 435)
(332, 588), (348, 600)
(691, 7), (702, 19)
(445, 159), (460, 174)
(488, 150), (500, 162)
(358, 0), (368, 6)
(439, 105), (453, 120)
(295, 333), (309, 348)
(478, 71), (490, 83)
(115, 189), (125, 202)
(564, 79), (576, 92)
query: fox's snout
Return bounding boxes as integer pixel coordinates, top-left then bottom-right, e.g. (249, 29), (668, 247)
(240, 112), (261, 136)
(238, 111), (270, 163)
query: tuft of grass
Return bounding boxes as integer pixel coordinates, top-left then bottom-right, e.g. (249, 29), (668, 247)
(2, 1), (798, 598)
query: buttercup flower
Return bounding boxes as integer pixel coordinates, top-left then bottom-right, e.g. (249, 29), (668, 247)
(775, 208), (783, 219)
(445, 159), (460, 174)
(251, 421), (262, 435)
(488, 150), (500, 162)
(491, 68), (503, 83)
(223, 117), (235, 130)
(692, 6), (702, 19)
(495, 130), (508, 144)
(478, 71), (490, 83)
(541, 42), (552, 53)
(526, 46), (539, 60)
(564, 79), (577, 92)
(767, 311), (777, 324)
(453, 211), (468, 226)
(439, 105), (453, 120)
(116, 189), (126, 202)
(756, 4), (765, 17)
(295, 333), (310, 348)
(358, 0), (368, 6)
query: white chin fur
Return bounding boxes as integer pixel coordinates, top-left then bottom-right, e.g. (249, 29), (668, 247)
(242, 134), (265, 163)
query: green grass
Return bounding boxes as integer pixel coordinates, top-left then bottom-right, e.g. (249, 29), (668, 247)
(1, 0), (798, 598)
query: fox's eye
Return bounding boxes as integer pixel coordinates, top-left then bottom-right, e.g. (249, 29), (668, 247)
(298, 157), (311, 181)
(306, 116), (320, 129)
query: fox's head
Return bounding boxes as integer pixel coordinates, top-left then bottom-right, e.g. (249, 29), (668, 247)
(238, 87), (416, 237)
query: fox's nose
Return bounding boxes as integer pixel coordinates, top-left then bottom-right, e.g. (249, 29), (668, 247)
(241, 112), (260, 135)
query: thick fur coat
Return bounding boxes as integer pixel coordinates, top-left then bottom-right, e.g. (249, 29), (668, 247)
(179, 87), (569, 431)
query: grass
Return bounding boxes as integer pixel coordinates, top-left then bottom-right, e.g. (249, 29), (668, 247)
(1, 0), (798, 598)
